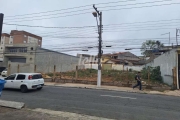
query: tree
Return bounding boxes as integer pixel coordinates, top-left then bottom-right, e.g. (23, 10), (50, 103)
(141, 40), (164, 56)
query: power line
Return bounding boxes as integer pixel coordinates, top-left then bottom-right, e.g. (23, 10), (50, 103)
(3, 18), (180, 30)
(5, 0), (137, 18)
(98, 0), (173, 9)
(101, 2), (180, 12)
(4, 11), (91, 22)
(103, 23), (180, 30)
(4, 0), (171, 20)
(4, 1), (179, 23)
(41, 35), (98, 38)
(104, 21), (180, 28)
(104, 18), (180, 26)
(3, 23), (96, 29)
(102, 27), (177, 32)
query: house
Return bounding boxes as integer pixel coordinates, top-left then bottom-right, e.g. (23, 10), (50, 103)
(146, 47), (180, 89)
(102, 52), (142, 66)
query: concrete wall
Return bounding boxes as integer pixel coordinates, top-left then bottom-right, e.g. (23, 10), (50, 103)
(8, 62), (34, 75)
(146, 49), (177, 85)
(112, 64), (124, 70)
(84, 64), (98, 70)
(124, 65), (144, 71)
(35, 48), (79, 73)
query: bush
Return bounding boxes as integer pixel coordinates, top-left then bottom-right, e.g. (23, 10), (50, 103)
(141, 66), (163, 83)
(150, 66), (163, 83)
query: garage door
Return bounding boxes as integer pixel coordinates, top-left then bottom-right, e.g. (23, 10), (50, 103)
(9, 58), (26, 63)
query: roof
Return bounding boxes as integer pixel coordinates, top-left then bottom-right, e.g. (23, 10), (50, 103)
(102, 52), (128, 56)
(10, 30), (42, 40)
(1, 33), (10, 37)
(38, 48), (78, 58)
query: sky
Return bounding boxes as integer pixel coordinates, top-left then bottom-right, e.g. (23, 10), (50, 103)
(0, 0), (180, 56)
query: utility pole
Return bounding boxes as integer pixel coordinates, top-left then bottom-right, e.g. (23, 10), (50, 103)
(93, 5), (102, 87)
(0, 13), (4, 41)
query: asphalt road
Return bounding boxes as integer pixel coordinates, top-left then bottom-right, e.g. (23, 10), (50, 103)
(1, 86), (180, 120)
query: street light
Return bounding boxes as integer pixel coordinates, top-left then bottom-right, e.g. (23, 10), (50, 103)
(92, 12), (97, 17)
(92, 5), (102, 87)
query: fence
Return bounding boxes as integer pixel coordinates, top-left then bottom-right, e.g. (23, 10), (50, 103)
(7, 61), (82, 75)
(84, 64), (143, 71)
(124, 65), (144, 71)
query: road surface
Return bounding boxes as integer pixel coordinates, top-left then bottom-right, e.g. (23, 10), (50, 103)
(1, 86), (180, 120)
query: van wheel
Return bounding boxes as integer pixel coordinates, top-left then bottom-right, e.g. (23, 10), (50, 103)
(37, 87), (42, 90)
(21, 85), (28, 93)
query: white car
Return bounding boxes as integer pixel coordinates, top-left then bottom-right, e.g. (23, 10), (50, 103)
(1, 69), (7, 77)
(4, 73), (44, 93)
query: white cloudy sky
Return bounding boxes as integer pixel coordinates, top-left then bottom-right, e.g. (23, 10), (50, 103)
(1, 0), (180, 56)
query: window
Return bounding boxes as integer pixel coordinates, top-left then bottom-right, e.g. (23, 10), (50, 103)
(9, 48), (17, 53)
(31, 47), (33, 50)
(6, 74), (16, 80)
(39, 40), (41, 42)
(19, 48), (27, 53)
(32, 74), (42, 79)
(24, 35), (27, 37)
(16, 74), (25, 80)
(24, 41), (26, 43)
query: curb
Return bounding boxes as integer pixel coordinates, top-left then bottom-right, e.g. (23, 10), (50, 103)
(0, 100), (25, 109)
(45, 84), (171, 96)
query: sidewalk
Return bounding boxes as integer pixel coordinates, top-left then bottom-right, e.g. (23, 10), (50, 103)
(45, 82), (180, 97)
(0, 107), (112, 120)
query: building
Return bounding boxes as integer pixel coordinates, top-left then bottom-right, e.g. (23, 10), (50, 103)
(2, 44), (79, 74)
(0, 30), (79, 74)
(0, 30), (42, 61)
(1, 30), (42, 47)
(146, 47), (180, 89)
(0, 33), (11, 61)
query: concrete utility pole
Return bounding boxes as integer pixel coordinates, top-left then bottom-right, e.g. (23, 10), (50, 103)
(93, 5), (102, 87)
(0, 13), (4, 41)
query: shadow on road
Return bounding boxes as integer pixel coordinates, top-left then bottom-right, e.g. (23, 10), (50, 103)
(3, 88), (42, 93)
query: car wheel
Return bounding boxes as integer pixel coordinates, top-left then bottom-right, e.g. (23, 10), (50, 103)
(37, 87), (42, 90)
(21, 85), (28, 93)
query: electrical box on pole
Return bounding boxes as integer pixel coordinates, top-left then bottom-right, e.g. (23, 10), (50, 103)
(0, 13), (4, 42)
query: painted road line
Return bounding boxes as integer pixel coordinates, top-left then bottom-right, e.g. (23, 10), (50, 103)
(101, 95), (137, 99)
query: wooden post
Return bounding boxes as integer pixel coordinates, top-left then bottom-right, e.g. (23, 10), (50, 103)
(53, 65), (56, 82)
(7, 63), (11, 76)
(17, 64), (20, 73)
(126, 67), (128, 80)
(34, 65), (36, 73)
(148, 67), (150, 82)
(76, 65), (78, 80)
(172, 68), (176, 88)
(173, 67), (177, 89)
